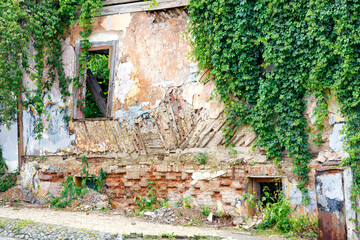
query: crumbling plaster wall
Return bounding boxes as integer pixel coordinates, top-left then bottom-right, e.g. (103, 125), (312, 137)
(20, 7), (349, 216)
(0, 122), (18, 172)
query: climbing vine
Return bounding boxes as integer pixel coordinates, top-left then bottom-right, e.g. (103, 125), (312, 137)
(188, 0), (360, 204)
(0, 0), (102, 138)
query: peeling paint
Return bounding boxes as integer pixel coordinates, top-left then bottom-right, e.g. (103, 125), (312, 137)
(101, 13), (132, 33)
(316, 170), (347, 240)
(115, 104), (150, 126)
(23, 104), (75, 155)
(329, 123), (345, 153)
(0, 122), (18, 172)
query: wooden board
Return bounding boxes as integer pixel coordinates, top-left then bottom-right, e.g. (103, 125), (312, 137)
(100, 0), (189, 16)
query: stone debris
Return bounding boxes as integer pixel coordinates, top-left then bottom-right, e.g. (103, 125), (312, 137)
(0, 186), (42, 205)
(73, 189), (110, 211)
(237, 216), (263, 230)
(143, 211), (156, 218)
(232, 216), (245, 226)
(207, 212), (213, 222)
(142, 206), (233, 227)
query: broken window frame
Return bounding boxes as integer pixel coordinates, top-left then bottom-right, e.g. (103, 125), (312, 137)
(73, 40), (118, 120)
(246, 176), (284, 216)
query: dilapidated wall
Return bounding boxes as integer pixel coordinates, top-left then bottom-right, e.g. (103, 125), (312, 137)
(18, 4), (357, 235)
(0, 121), (18, 172)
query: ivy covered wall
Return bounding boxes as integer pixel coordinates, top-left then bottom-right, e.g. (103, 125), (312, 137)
(188, 0), (360, 203)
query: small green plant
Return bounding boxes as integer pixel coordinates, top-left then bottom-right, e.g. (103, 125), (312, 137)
(133, 181), (168, 215)
(181, 197), (192, 208)
(48, 155), (106, 209)
(194, 153), (208, 164)
(0, 198), (8, 205)
(256, 189), (293, 232)
(0, 149), (19, 193)
(161, 233), (175, 239)
(230, 160), (241, 166)
(200, 206), (211, 216)
(146, 0), (158, 9)
(241, 187), (318, 239)
(0, 149), (6, 174)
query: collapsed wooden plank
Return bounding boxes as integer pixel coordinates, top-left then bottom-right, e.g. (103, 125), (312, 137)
(101, 0), (189, 16)
(86, 69), (107, 117)
(102, 0), (141, 6)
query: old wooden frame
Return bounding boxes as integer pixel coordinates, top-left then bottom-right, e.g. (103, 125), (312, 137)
(246, 176), (284, 216)
(74, 40), (117, 120)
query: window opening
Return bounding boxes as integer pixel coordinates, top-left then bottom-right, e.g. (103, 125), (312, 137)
(256, 181), (282, 206)
(74, 176), (98, 190)
(247, 177), (283, 215)
(83, 49), (110, 118)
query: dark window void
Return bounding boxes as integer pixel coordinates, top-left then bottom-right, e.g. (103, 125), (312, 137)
(83, 49), (110, 118)
(257, 181), (282, 206)
(249, 177), (283, 211)
(74, 176), (98, 190)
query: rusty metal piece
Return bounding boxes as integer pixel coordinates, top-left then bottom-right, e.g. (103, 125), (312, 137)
(316, 169), (347, 240)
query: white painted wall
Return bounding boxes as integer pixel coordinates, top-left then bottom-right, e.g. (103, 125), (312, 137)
(0, 122), (18, 172)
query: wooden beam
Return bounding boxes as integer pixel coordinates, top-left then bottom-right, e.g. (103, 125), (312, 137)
(17, 85), (23, 170)
(103, 0), (141, 6)
(86, 69), (107, 117)
(100, 0), (189, 16)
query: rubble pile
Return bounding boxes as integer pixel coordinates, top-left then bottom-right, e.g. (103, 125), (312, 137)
(143, 206), (205, 225)
(234, 215), (263, 230)
(73, 190), (110, 211)
(0, 186), (42, 205)
(142, 206), (233, 227)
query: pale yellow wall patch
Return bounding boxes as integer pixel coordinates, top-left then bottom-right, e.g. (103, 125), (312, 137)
(109, 13), (132, 33)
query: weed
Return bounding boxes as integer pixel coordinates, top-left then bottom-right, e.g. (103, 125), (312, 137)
(0, 149), (6, 174)
(200, 206), (211, 216)
(161, 233), (175, 239)
(230, 160), (241, 166)
(133, 181), (168, 215)
(186, 218), (203, 226)
(0, 149), (19, 192)
(194, 153), (208, 164)
(101, 206), (109, 212)
(181, 197), (192, 208)
(242, 187), (319, 239)
(0, 198), (8, 205)
(48, 155), (106, 209)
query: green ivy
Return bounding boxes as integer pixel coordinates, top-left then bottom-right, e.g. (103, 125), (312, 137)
(0, 0), (102, 137)
(0, 148), (18, 192)
(188, 0), (360, 204)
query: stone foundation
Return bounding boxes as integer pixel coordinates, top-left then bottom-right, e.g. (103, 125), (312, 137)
(21, 155), (319, 217)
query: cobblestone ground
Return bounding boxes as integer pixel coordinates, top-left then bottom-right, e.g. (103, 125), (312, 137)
(0, 217), (119, 240)
(0, 207), (272, 240)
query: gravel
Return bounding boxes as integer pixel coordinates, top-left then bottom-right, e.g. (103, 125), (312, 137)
(0, 217), (220, 240)
(0, 217), (122, 240)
